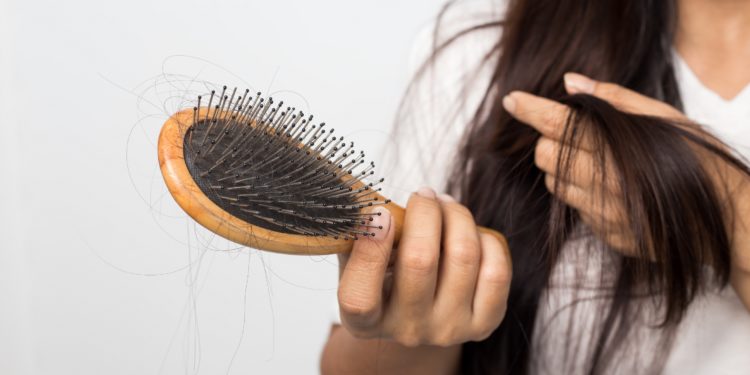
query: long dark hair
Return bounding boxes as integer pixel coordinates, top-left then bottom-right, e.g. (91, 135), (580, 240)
(401, 0), (750, 373)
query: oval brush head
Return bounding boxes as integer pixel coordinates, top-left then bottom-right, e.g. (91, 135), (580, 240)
(159, 87), (404, 255)
(159, 87), (501, 255)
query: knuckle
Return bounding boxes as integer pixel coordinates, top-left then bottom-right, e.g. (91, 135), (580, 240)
(481, 264), (512, 286)
(534, 143), (554, 171)
(393, 330), (423, 348)
(430, 328), (463, 347)
(543, 174), (556, 192)
(338, 290), (379, 319)
(447, 240), (480, 267)
(604, 176), (623, 195)
(400, 249), (438, 275)
(480, 231), (509, 254)
(600, 210), (619, 225)
(542, 107), (565, 128)
(600, 203), (625, 224)
(577, 170), (597, 190)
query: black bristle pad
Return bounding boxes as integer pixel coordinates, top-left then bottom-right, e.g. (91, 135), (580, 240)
(183, 92), (384, 238)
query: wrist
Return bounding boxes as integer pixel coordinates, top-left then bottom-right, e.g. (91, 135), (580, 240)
(322, 325), (462, 375)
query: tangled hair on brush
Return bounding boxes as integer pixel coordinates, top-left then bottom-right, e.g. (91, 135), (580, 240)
(400, 0), (750, 374)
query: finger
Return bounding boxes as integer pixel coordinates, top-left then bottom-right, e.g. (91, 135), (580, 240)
(502, 91), (570, 142)
(544, 174), (626, 225)
(535, 136), (620, 193)
(390, 187), (442, 319)
(338, 206), (395, 330)
(578, 211), (623, 235)
(578, 212), (637, 255)
(564, 72), (683, 118)
(471, 231), (512, 340)
(603, 232), (638, 254)
(503, 91), (596, 151)
(433, 194), (481, 314)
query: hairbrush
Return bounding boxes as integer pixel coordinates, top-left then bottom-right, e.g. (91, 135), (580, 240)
(158, 86), (503, 255)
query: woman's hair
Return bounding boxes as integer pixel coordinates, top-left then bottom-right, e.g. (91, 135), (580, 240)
(401, 0), (750, 373)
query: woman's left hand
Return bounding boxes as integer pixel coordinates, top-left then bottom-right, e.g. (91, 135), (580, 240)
(501, 72), (750, 311)
(500, 72), (687, 254)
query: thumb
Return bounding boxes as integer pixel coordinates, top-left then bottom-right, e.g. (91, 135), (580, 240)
(337, 206), (393, 276)
(563, 72), (683, 118)
(337, 206), (395, 327)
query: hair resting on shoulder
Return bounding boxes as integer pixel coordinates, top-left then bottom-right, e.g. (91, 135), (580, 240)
(398, 0), (750, 374)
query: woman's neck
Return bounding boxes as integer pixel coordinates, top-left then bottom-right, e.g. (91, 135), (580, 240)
(675, 0), (750, 100)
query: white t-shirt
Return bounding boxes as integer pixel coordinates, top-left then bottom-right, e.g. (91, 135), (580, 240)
(338, 1), (750, 374)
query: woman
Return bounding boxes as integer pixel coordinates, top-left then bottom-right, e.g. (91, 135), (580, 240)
(321, 0), (750, 374)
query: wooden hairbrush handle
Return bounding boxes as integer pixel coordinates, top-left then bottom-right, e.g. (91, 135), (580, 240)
(384, 201), (508, 249)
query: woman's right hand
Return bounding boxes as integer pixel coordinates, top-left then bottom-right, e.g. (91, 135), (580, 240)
(336, 187), (512, 348)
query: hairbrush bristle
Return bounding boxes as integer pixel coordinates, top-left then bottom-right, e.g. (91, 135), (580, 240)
(181, 87), (388, 240)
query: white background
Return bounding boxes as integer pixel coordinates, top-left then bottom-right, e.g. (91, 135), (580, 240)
(0, 0), (444, 374)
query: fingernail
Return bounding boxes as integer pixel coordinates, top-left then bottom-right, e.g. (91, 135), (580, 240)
(416, 186), (436, 199)
(502, 94), (516, 114)
(369, 206), (391, 240)
(437, 193), (456, 203)
(564, 72), (595, 94)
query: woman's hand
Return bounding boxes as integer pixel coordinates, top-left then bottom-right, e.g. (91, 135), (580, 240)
(501, 73), (687, 254)
(500, 73), (750, 312)
(337, 187), (512, 348)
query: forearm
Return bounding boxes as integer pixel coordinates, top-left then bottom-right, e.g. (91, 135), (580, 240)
(320, 325), (461, 375)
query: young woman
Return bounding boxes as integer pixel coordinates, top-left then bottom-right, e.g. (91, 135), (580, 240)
(321, 0), (750, 374)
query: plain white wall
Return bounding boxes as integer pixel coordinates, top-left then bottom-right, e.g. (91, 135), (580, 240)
(0, 0), (444, 374)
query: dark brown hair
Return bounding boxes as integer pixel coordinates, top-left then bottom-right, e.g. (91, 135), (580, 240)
(403, 0), (750, 373)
